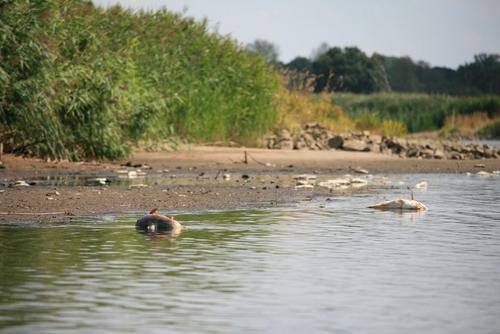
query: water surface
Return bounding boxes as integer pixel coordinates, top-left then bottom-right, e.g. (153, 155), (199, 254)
(1, 174), (499, 333)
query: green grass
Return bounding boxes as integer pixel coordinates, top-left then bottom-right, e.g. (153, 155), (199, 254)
(332, 93), (500, 133)
(478, 121), (500, 139)
(0, 0), (279, 160)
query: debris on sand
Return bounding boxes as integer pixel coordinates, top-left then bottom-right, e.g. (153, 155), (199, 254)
(350, 166), (369, 174)
(318, 176), (368, 190)
(295, 184), (314, 190)
(128, 184), (148, 190)
(46, 190), (60, 196)
(13, 180), (30, 187)
(369, 198), (427, 211)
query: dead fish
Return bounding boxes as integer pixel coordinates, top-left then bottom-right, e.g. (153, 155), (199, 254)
(369, 198), (428, 211)
(415, 181), (428, 189)
(350, 166), (369, 174)
(136, 208), (183, 232)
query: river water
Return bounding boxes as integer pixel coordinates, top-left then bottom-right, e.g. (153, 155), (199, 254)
(1, 174), (499, 334)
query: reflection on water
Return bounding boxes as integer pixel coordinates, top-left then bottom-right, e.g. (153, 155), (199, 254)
(0, 174), (499, 334)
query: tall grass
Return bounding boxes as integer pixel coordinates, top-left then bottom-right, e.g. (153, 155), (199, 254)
(274, 71), (353, 134)
(333, 93), (500, 133)
(0, 0), (279, 160)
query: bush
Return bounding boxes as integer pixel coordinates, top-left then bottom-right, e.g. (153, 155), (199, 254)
(477, 121), (500, 139)
(0, 0), (279, 160)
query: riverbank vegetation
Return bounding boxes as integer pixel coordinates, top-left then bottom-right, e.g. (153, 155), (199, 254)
(1, 0), (278, 160)
(2, 1), (500, 162)
(332, 93), (500, 134)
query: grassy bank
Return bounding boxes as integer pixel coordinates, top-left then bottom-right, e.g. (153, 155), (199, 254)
(1, 0), (278, 160)
(332, 93), (500, 134)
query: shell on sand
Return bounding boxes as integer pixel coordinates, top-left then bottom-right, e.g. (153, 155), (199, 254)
(369, 198), (428, 211)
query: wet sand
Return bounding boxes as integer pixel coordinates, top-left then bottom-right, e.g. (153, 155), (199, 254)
(1, 145), (499, 223)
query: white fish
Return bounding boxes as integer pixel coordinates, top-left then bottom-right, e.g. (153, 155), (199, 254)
(295, 184), (314, 190)
(415, 181), (428, 189)
(14, 180), (30, 187)
(369, 198), (428, 211)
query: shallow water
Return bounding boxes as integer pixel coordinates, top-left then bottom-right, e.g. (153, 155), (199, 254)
(462, 139), (500, 147)
(1, 174), (499, 334)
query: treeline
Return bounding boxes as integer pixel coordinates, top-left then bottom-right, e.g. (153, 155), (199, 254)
(0, 0), (278, 160)
(283, 46), (500, 95)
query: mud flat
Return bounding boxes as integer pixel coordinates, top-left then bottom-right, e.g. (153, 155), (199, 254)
(1, 145), (499, 223)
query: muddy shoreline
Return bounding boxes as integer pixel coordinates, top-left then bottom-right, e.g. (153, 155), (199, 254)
(1, 146), (499, 224)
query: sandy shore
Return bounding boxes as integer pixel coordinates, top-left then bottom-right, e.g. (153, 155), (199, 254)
(1, 145), (499, 223)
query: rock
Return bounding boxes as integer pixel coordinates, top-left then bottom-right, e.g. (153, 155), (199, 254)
(450, 153), (464, 160)
(433, 150), (444, 159)
(222, 173), (231, 180)
(407, 147), (419, 158)
(342, 139), (370, 152)
(476, 171), (490, 176)
(280, 129), (292, 140)
(275, 138), (294, 150)
(369, 135), (382, 144)
(421, 149), (434, 159)
(46, 190), (61, 196)
(328, 135), (344, 149)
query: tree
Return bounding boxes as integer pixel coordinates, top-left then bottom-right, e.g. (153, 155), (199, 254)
(246, 39), (280, 65)
(285, 56), (313, 72)
(311, 46), (382, 93)
(458, 54), (500, 95)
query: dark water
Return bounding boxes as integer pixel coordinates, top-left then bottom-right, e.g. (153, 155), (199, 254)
(1, 174), (499, 334)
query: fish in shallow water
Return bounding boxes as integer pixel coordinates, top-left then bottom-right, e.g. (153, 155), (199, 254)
(136, 208), (183, 232)
(369, 199), (428, 211)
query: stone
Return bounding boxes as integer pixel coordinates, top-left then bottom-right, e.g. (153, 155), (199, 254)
(342, 139), (370, 152)
(327, 135), (344, 149)
(433, 150), (444, 159)
(276, 139), (293, 150)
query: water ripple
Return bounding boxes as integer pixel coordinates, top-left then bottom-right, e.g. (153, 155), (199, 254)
(1, 174), (499, 333)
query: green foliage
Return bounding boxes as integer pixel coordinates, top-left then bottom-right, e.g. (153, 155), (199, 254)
(333, 93), (500, 133)
(285, 44), (500, 96)
(477, 121), (500, 139)
(381, 119), (407, 137)
(0, 0), (279, 160)
(458, 54), (500, 95)
(312, 47), (384, 93)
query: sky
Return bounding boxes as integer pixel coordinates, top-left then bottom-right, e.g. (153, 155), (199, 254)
(92, 0), (500, 69)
